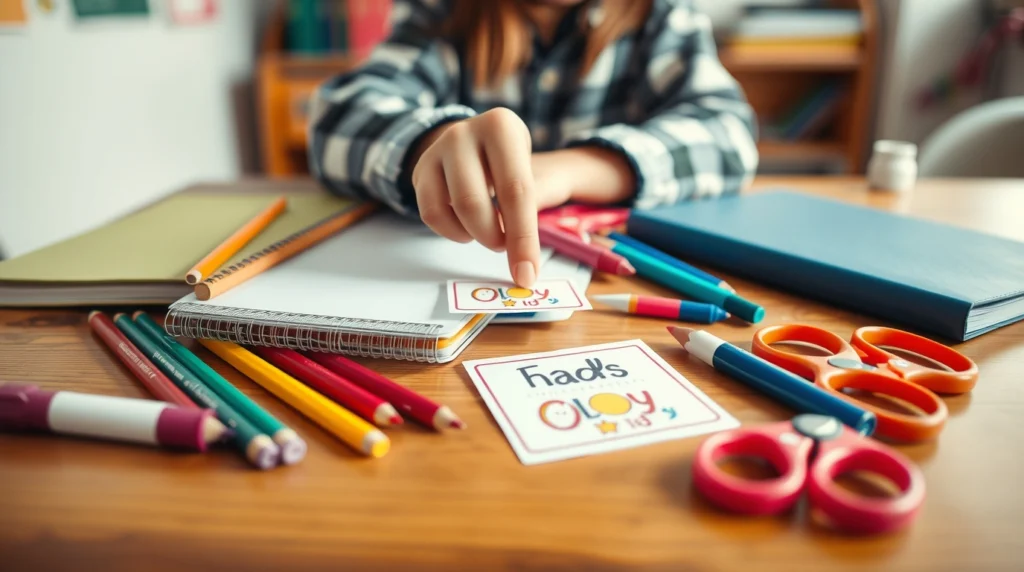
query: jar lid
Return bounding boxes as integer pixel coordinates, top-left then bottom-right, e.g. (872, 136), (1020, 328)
(873, 140), (917, 158)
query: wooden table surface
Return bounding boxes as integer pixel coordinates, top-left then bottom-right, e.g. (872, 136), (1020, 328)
(2, 177), (1023, 571)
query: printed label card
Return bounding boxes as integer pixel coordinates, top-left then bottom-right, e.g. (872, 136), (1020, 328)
(463, 340), (738, 465)
(447, 279), (591, 314)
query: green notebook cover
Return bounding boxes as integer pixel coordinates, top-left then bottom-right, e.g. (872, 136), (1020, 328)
(0, 190), (358, 306)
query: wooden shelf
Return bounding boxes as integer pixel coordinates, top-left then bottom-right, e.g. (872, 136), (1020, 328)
(758, 140), (848, 160)
(719, 45), (863, 72)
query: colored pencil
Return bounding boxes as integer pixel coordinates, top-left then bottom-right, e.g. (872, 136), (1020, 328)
(306, 352), (465, 431)
(538, 223), (635, 276)
(200, 340), (390, 458)
(668, 327), (876, 435)
(196, 202), (377, 301)
(253, 346), (403, 428)
(0, 383), (230, 452)
(592, 294), (730, 324)
(132, 312), (307, 465)
(185, 196), (288, 285)
(112, 314), (280, 470)
(87, 311), (196, 408)
(607, 231), (735, 292)
(591, 236), (765, 324)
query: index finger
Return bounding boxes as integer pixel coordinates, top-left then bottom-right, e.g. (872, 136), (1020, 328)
(482, 135), (540, 288)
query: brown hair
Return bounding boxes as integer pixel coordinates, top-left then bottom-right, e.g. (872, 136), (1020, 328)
(446, 0), (653, 88)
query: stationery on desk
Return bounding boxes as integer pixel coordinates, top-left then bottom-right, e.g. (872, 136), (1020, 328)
(0, 383), (229, 453)
(185, 196), (288, 285)
(591, 234), (765, 324)
(112, 313), (283, 470)
(163, 211), (566, 363)
(200, 339), (392, 459)
(0, 192), (369, 306)
(132, 311), (308, 463)
(627, 190), (1024, 341)
(463, 340), (738, 465)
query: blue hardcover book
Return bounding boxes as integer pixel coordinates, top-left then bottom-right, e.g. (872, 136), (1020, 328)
(626, 190), (1024, 342)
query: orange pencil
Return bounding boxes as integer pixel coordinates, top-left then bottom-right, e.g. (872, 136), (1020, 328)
(196, 202), (378, 301)
(186, 197), (288, 284)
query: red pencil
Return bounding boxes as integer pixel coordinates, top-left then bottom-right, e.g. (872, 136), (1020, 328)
(306, 352), (465, 431)
(538, 223), (635, 276)
(254, 347), (403, 427)
(87, 311), (197, 408)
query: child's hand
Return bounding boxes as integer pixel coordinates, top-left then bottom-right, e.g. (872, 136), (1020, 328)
(411, 108), (542, 288)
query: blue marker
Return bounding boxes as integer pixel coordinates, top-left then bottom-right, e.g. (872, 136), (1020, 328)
(668, 326), (877, 436)
(607, 232), (734, 292)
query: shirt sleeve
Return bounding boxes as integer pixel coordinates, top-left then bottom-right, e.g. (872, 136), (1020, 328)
(307, 0), (475, 217)
(566, 1), (759, 209)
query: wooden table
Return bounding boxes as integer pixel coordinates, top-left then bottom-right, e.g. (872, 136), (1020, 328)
(2, 177), (1022, 571)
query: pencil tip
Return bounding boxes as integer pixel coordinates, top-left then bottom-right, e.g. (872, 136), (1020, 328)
(667, 326), (695, 345)
(389, 415), (403, 426)
(617, 260), (637, 276)
(450, 420), (466, 430)
(87, 310), (100, 319)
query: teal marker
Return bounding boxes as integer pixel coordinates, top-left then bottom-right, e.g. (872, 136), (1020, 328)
(132, 311), (306, 465)
(112, 314), (280, 470)
(595, 238), (765, 323)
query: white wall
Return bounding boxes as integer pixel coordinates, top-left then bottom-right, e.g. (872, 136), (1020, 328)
(0, 1), (261, 259)
(876, 0), (988, 144)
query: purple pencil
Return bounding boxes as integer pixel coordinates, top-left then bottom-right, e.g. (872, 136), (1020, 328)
(0, 383), (229, 452)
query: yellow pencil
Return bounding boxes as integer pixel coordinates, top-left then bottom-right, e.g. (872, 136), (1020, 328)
(199, 339), (390, 458)
(185, 196), (288, 285)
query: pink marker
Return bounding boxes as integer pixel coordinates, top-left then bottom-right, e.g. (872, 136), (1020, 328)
(0, 384), (230, 452)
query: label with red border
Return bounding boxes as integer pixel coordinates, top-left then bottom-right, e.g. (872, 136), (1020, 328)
(446, 279), (591, 314)
(463, 340), (738, 465)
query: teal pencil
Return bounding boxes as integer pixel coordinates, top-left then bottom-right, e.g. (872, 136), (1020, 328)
(112, 314), (280, 470)
(592, 236), (765, 323)
(132, 311), (307, 465)
(606, 231), (735, 292)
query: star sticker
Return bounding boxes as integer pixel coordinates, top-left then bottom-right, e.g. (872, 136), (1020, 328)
(596, 420), (618, 434)
(502, 300), (516, 307)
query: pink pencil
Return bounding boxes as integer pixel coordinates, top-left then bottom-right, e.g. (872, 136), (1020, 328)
(538, 224), (636, 276)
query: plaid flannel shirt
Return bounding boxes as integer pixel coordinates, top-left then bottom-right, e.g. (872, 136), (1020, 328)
(308, 0), (759, 217)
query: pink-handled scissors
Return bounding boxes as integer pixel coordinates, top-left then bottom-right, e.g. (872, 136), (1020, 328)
(693, 414), (925, 534)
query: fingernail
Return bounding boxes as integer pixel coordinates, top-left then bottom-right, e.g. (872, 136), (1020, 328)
(514, 261), (536, 288)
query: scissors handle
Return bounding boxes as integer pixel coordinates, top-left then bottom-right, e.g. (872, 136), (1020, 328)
(853, 327), (979, 394)
(692, 421), (813, 515)
(752, 324), (864, 381)
(808, 427), (926, 534)
(820, 370), (948, 443)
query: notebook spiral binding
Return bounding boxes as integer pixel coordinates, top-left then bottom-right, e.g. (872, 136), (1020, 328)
(165, 302), (444, 363)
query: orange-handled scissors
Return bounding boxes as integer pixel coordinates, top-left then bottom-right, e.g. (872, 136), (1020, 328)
(752, 325), (978, 443)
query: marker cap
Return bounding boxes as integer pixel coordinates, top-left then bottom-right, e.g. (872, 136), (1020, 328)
(723, 297), (765, 324)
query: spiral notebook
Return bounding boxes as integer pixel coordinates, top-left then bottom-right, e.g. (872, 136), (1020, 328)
(165, 211), (555, 363)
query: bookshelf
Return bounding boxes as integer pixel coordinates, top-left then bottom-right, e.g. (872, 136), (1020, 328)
(256, 0), (879, 177)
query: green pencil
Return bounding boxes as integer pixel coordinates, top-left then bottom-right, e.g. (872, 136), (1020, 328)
(133, 311), (306, 465)
(113, 314), (280, 470)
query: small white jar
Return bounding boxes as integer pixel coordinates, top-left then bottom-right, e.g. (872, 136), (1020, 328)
(867, 140), (918, 193)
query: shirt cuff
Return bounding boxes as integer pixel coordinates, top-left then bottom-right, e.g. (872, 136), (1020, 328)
(566, 124), (679, 210)
(368, 104), (477, 216)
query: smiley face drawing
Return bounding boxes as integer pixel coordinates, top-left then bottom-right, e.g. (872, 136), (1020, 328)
(539, 400), (581, 430)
